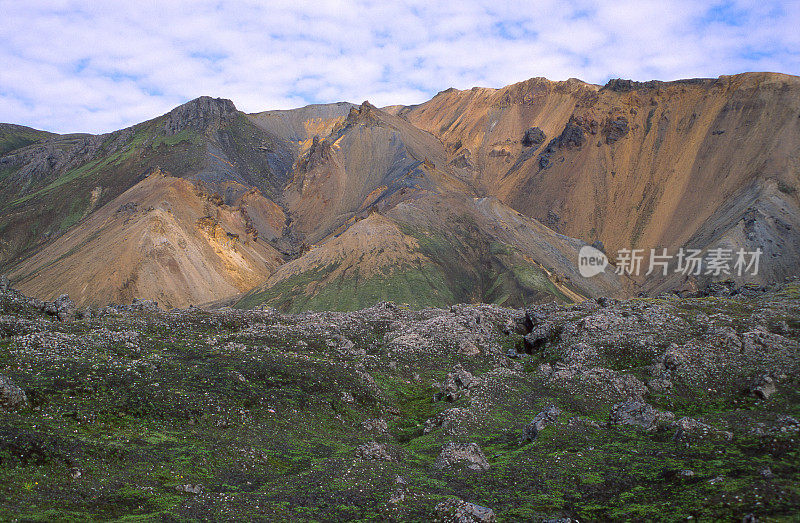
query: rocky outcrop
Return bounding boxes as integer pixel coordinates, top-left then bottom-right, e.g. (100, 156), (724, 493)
(537, 117), (587, 169)
(0, 374), (28, 410)
(434, 442), (490, 472)
(521, 127), (546, 147)
(609, 399), (674, 431)
(604, 116), (629, 144)
(521, 405), (561, 441)
(355, 441), (395, 461)
(435, 498), (496, 522)
(162, 96), (238, 136)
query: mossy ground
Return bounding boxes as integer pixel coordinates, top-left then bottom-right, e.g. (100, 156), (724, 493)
(1, 288), (799, 521)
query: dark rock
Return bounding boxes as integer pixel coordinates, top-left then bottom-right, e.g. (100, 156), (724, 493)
(555, 121), (585, 148)
(0, 374), (28, 410)
(591, 240), (605, 253)
(695, 279), (738, 298)
(488, 147), (511, 158)
(434, 442), (490, 472)
(355, 441), (394, 461)
(596, 296), (616, 308)
(435, 497), (496, 522)
(751, 375), (777, 400)
(522, 127), (546, 147)
(450, 150), (474, 169)
(521, 405), (561, 441)
(609, 399), (673, 431)
(522, 323), (562, 353)
(537, 118), (585, 168)
(604, 116), (629, 144)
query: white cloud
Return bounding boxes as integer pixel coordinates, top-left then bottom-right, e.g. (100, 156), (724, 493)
(0, 0), (797, 133)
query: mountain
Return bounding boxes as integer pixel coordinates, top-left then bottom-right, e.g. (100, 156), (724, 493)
(395, 73), (800, 290)
(1, 72), (798, 310)
(9, 170), (284, 308)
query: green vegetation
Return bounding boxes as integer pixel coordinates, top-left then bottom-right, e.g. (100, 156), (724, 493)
(1, 283), (800, 520)
(237, 263), (456, 312)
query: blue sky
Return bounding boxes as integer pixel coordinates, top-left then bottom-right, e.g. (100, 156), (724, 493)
(1, 0), (798, 134)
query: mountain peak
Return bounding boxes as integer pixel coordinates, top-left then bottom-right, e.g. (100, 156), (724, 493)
(162, 96), (238, 136)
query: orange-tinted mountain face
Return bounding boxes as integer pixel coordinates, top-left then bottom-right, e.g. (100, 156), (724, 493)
(397, 73), (800, 290)
(1, 73), (798, 310)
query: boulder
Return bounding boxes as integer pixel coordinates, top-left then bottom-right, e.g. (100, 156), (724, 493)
(751, 375), (777, 400)
(355, 441), (394, 461)
(522, 127), (546, 147)
(521, 405), (561, 441)
(434, 442), (490, 472)
(44, 294), (76, 321)
(0, 374), (28, 410)
(609, 399), (673, 431)
(439, 365), (477, 401)
(435, 497), (496, 522)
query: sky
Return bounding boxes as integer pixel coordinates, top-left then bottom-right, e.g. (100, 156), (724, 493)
(1, 0), (799, 134)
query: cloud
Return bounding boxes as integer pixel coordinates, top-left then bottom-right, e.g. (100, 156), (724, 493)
(0, 0), (797, 133)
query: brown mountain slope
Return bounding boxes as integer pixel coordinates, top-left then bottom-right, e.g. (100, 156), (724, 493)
(395, 72), (800, 284)
(3, 72), (799, 310)
(246, 102), (355, 160)
(9, 170), (284, 308)
(0, 96), (294, 267)
(283, 101), (472, 243)
(238, 191), (627, 312)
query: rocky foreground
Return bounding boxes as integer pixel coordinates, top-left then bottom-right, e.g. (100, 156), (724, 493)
(0, 280), (799, 521)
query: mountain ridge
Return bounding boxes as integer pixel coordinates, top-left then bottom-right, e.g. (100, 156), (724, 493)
(1, 71), (798, 310)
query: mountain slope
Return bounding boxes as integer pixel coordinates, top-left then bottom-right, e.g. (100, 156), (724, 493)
(9, 170), (284, 308)
(398, 74), (800, 282)
(238, 191), (627, 312)
(0, 97), (292, 266)
(1, 72), (799, 310)
(283, 101), (473, 243)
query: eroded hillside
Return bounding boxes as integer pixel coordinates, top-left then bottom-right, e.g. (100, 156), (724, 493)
(1, 72), (798, 310)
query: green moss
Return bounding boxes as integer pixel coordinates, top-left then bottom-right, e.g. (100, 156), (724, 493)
(237, 263), (455, 312)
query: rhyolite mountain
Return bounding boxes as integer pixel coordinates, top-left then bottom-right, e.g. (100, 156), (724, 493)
(1, 72), (799, 310)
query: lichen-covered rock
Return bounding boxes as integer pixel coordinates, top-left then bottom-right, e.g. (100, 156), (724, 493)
(438, 365), (477, 401)
(0, 374), (28, 410)
(609, 399), (673, 431)
(521, 405), (561, 441)
(434, 442), (490, 472)
(424, 408), (474, 436)
(435, 497), (496, 522)
(751, 375), (777, 399)
(672, 417), (733, 441)
(355, 441), (394, 461)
